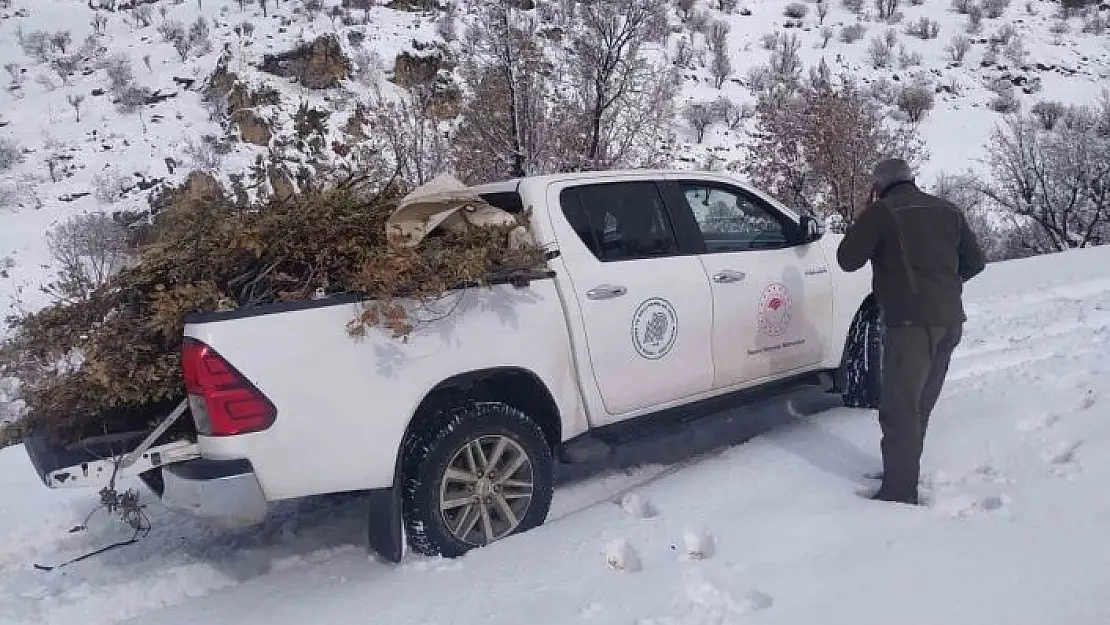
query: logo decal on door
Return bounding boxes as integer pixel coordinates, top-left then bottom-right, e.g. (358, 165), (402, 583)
(758, 283), (793, 337)
(631, 298), (678, 360)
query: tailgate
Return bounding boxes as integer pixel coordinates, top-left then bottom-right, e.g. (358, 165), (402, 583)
(24, 400), (200, 489)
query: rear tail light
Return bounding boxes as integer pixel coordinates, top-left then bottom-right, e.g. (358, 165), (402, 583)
(181, 337), (277, 436)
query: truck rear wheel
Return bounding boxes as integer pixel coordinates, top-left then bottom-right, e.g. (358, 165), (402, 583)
(399, 400), (554, 559)
(840, 304), (884, 410)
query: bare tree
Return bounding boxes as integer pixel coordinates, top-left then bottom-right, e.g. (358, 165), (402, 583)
(744, 69), (927, 223)
(906, 16), (940, 39)
(67, 93), (85, 121)
(875, 0), (899, 21)
(91, 12), (108, 36)
(371, 83), (448, 188)
(868, 33), (895, 68)
(452, 0), (554, 182)
(946, 34), (972, 62)
(677, 0), (696, 21)
(45, 212), (132, 302)
(49, 31), (72, 54)
(979, 105), (1110, 253)
(683, 101), (717, 143)
(820, 26), (835, 47)
(968, 5), (985, 33)
(896, 83), (934, 122)
(565, 0), (675, 169)
(711, 48), (732, 88)
(1029, 101), (1066, 130)
(817, 1), (830, 24)
(0, 139), (22, 172)
(104, 52), (133, 92)
(707, 19), (730, 56)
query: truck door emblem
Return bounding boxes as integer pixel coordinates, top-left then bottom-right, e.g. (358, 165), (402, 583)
(631, 298), (678, 360)
(758, 283), (793, 337)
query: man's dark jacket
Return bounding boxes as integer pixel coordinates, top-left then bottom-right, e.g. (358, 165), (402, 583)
(837, 181), (987, 327)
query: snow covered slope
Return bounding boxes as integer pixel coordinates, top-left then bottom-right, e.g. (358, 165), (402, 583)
(1, 243), (1108, 624)
(2, 0), (1109, 328)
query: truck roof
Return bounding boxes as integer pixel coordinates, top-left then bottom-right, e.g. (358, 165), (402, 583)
(468, 169), (756, 197)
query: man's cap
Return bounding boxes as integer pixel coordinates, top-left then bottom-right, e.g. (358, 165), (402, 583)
(871, 158), (915, 193)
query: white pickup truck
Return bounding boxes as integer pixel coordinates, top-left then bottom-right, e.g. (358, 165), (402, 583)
(24, 169), (882, 563)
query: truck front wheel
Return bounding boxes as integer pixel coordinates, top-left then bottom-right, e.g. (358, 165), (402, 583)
(839, 304), (884, 410)
(399, 400), (554, 559)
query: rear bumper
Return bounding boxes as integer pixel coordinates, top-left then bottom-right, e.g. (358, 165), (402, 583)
(160, 458), (269, 527)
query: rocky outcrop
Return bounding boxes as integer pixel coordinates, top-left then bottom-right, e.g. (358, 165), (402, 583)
(259, 34), (351, 90)
(231, 109), (272, 146)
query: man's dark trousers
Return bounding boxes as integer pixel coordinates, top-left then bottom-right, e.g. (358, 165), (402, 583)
(878, 323), (963, 502)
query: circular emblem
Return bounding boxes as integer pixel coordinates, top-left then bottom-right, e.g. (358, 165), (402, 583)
(631, 298), (678, 360)
(758, 283), (793, 337)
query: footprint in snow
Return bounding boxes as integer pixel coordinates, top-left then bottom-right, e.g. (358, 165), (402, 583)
(1043, 439), (1083, 477)
(686, 574), (774, 617)
(604, 538), (642, 573)
(1016, 413), (1060, 433)
(932, 493), (1009, 519)
(1075, 388), (1097, 412)
(618, 493), (658, 519)
(682, 528), (715, 561)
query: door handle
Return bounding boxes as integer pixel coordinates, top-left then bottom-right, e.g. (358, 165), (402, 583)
(712, 270), (746, 284)
(586, 284), (627, 300)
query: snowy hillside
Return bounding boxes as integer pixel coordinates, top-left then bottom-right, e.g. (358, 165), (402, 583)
(0, 243), (1108, 624)
(1, 0), (1109, 326)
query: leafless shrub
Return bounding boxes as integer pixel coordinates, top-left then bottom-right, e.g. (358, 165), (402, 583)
(19, 30), (53, 63)
(3, 63), (22, 86)
(132, 5), (154, 27)
(372, 85), (448, 187)
(743, 72), (927, 223)
(183, 134), (225, 171)
(1003, 36), (1026, 64)
(843, 0), (865, 13)
(1082, 14), (1107, 34)
(762, 30), (781, 50)
(980, 105), (1110, 253)
(875, 0), (900, 21)
(708, 0), (740, 10)
(91, 12), (109, 36)
(45, 212), (132, 302)
(952, 0), (973, 12)
(103, 52), (133, 92)
(0, 140), (22, 172)
(988, 80), (1020, 113)
(841, 23), (867, 43)
(711, 48), (733, 88)
(684, 100), (718, 142)
(906, 16), (940, 38)
(49, 31), (72, 54)
(870, 76), (897, 105)
(1030, 100), (1067, 130)
(67, 93), (85, 121)
(707, 19), (731, 55)
(967, 4), (984, 32)
(188, 17), (213, 56)
(711, 96), (752, 130)
(992, 22), (1018, 44)
(946, 34), (972, 61)
(784, 2), (809, 18)
(817, 1), (830, 23)
(982, 0), (1010, 17)
(302, 0), (325, 18)
(768, 32), (803, 86)
(677, 0), (696, 21)
(820, 25), (835, 47)
(868, 33), (895, 67)
(896, 82), (935, 121)
(689, 9), (711, 33)
(158, 19), (187, 50)
(51, 55), (82, 84)
(898, 45), (923, 67)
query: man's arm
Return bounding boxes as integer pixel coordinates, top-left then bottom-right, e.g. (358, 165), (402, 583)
(836, 202), (885, 272)
(957, 210), (987, 282)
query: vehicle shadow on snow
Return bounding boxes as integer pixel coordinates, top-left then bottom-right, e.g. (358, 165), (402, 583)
(42, 390), (875, 585)
(555, 388), (876, 487)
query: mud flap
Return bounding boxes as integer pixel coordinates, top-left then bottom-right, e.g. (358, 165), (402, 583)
(366, 484), (404, 564)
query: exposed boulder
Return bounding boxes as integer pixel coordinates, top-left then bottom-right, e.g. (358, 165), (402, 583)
(232, 109), (272, 146)
(260, 33), (351, 90)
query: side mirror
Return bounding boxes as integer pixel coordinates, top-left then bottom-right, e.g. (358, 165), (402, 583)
(797, 213), (823, 244)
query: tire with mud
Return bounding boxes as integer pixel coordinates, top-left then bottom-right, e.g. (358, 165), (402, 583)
(399, 400), (554, 559)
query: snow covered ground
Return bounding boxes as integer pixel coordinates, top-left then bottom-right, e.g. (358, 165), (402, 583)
(1, 243), (1108, 624)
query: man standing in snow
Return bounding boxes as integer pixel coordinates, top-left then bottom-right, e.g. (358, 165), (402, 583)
(836, 158), (987, 505)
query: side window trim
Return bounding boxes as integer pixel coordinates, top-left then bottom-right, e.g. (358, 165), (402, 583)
(558, 180), (690, 263)
(668, 179), (798, 254)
